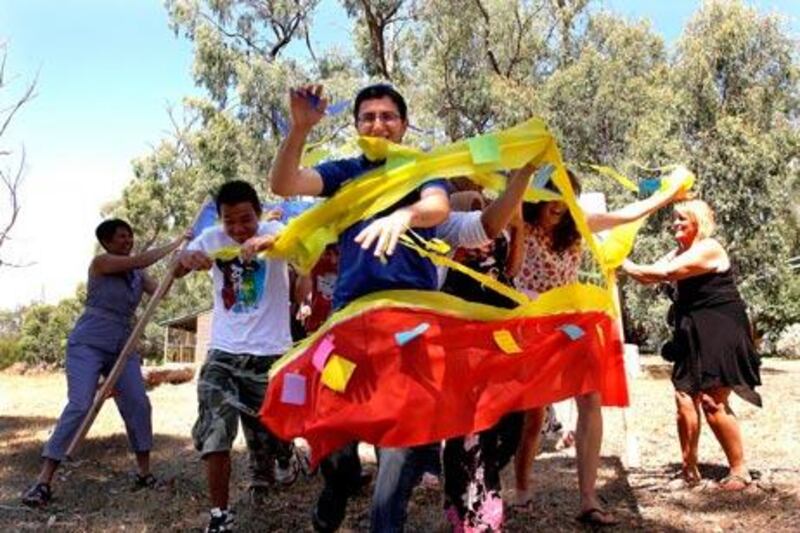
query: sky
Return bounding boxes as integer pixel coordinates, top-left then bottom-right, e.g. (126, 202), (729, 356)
(0, 0), (797, 310)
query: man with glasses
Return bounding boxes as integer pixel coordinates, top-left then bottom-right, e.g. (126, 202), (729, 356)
(269, 83), (450, 532)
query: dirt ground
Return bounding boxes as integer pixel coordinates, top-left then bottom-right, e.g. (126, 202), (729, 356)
(1, 356), (799, 532)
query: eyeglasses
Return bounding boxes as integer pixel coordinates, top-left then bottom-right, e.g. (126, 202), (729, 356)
(356, 111), (402, 125)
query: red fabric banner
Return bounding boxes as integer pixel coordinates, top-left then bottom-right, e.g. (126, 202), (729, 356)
(261, 307), (627, 467)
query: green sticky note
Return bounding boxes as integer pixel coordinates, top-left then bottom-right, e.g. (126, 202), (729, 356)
(468, 135), (501, 165)
(385, 154), (415, 171)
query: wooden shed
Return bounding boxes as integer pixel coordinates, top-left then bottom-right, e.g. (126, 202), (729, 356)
(160, 309), (213, 364)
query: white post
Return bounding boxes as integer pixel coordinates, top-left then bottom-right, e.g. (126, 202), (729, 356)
(580, 192), (641, 468)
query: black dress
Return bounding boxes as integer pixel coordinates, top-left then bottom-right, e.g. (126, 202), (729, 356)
(671, 269), (762, 406)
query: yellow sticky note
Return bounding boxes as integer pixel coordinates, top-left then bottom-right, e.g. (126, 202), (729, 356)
(321, 354), (357, 393)
(493, 329), (522, 354)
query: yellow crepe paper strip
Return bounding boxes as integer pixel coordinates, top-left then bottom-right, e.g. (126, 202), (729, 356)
(586, 164), (640, 193)
(199, 115), (696, 385)
(398, 233), (530, 307)
(593, 165), (696, 270)
(265, 118), (562, 274)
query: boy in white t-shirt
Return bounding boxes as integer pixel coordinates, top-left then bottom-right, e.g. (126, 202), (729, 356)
(176, 180), (294, 533)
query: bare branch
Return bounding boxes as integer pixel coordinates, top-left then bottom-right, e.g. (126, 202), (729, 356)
(0, 147), (25, 255)
(200, 11), (267, 55)
(472, 0), (502, 77)
(304, 27), (319, 65)
(0, 73), (37, 140)
(356, 0), (405, 80)
(0, 258), (35, 268)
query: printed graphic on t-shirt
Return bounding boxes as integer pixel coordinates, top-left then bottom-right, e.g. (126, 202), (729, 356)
(316, 272), (337, 301)
(215, 257), (267, 313)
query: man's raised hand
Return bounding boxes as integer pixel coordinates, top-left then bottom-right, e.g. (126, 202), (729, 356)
(289, 84), (328, 133)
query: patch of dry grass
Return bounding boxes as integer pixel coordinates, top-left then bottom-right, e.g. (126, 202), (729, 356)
(1, 357), (798, 531)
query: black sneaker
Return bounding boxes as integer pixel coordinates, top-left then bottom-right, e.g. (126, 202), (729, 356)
(311, 507), (336, 533)
(21, 482), (52, 508)
(205, 508), (235, 532)
(132, 473), (159, 491)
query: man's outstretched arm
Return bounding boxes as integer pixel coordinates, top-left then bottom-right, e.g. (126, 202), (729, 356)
(269, 84), (327, 197)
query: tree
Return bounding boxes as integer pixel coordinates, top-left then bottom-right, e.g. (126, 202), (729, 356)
(18, 286), (85, 367)
(63, 0), (800, 358)
(627, 0), (800, 344)
(0, 43), (37, 268)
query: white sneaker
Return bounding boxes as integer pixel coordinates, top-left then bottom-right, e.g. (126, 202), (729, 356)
(206, 508), (235, 532)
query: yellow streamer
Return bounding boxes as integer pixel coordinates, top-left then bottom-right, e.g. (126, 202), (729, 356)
(199, 115), (698, 384)
(586, 164), (639, 193)
(594, 165), (696, 270)
(266, 118), (559, 274)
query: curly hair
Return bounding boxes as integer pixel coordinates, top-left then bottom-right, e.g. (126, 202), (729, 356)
(521, 168), (582, 253)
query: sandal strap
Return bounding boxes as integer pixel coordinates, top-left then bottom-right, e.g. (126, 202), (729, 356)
(135, 473), (158, 488)
(22, 482), (51, 505)
(720, 474), (751, 485)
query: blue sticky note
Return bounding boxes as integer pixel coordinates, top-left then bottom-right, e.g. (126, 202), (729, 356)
(325, 99), (351, 116)
(468, 135), (501, 165)
(639, 178), (661, 195)
(560, 324), (585, 341)
(280, 373), (307, 406)
(533, 165), (555, 190)
(395, 322), (431, 346)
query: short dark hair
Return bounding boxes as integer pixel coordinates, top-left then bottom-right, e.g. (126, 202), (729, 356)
(95, 218), (133, 250)
(215, 180), (262, 216)
(522, 168), (582, 253)
(353, 83), (408, 123)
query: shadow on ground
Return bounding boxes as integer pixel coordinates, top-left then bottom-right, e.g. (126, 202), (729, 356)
(2, 417), (798, 532)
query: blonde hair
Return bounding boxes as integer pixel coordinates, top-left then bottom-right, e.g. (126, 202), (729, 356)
(674, 199), (716, 239)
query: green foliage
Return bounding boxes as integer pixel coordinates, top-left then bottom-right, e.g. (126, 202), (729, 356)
(0, 336), (22, 369)
(620, 1), (800, 349)
(0, 308), (24, 369)
(18, 288), (85, 367)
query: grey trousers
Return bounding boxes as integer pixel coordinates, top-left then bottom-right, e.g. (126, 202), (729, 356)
(42, 342), (153, 461)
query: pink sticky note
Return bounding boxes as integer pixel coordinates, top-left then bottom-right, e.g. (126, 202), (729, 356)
(312, 335), (335, 371)
(521, 288), (539, 300)
(280, 373), (307, 406)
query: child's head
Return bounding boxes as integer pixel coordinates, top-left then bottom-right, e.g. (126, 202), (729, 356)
(522, 168), (582, 253)
(215, 180), (262, 244)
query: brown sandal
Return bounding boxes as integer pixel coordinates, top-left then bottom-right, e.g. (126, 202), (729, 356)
(718, 474), (751, 491)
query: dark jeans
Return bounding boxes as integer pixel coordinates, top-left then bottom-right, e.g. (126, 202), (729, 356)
(314, 443), (362, 532)
(313, 442), (441, 533)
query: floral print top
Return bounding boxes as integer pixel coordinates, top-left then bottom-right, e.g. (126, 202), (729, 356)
(514, 224), (582, 295)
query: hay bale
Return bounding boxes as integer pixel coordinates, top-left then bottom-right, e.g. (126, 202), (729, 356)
(142, 364), (196, 388)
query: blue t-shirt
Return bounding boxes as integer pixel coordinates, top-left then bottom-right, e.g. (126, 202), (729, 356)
(316, 155), (447, 309)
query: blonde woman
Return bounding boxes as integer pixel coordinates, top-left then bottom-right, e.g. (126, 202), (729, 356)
(623, 200), (761, 490)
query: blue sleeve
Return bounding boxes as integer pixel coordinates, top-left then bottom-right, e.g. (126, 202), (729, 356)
(315, 159), (354, 198)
